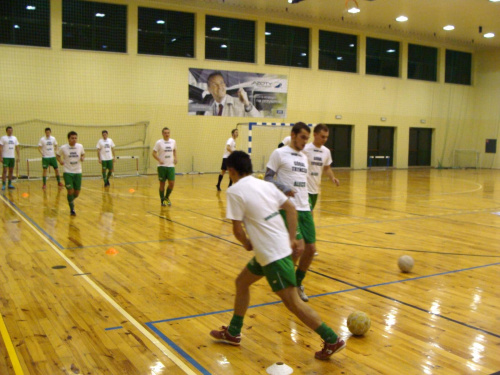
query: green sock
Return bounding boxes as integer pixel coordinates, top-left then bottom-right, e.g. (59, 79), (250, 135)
(67, 195), (75, 210)
(315, 322), (338, 344)
(56, 175), (60, 183)
(8, 179), (12, 185)
(43, 176), (47, 184)
(296, 269), (306, 287)
(102, 171), (106, 181)
(228, 315), (244, 336)
(107, 171), (112, 181)
(160, 190), (165, 201)
(166, 188), (172, 199)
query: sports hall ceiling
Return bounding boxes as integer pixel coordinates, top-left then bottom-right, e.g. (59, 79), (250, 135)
(153, 0), (500, 50)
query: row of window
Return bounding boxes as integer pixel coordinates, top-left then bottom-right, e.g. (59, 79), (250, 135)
(0, 0), (472, 85)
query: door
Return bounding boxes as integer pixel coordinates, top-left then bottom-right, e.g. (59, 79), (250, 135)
(368, 126), (395, 167)
(325, 125), (352, 168)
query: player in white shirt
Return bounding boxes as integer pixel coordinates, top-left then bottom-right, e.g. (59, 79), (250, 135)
(1, 126), (20, 190)
(216, 129), (238, 191)
(38, 127), (63, 189)
(209, 151), (345, 360)
(56, 131), (85, 216)
(96, 130), (116, 187)
(303, 124), (339, 211)
(278, 135), (291, 148)
(265, 122), (317, 302)
(152, 127), (177, 206)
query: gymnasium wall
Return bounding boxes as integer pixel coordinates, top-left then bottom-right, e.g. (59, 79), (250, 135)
(0, 0), (498, 173)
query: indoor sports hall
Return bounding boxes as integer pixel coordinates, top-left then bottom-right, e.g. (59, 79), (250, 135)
(1, 1), (499, 374)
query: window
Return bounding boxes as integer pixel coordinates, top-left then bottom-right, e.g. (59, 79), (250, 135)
(408, 44), (438, 82)
(366, 37), (400, 77)
(0, 0), (50, 47)
(319, 30), (357, 73)
(445, 49), (472, 85)
(265, 23), (309, 68)
(63, 0), (127, 53)
(205, 15), (255, 63)
(138, 7), (194, 57)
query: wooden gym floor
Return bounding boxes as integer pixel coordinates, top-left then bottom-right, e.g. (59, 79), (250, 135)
(0, 169), (499, 374)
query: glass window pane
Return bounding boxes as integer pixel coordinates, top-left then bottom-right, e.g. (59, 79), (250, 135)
(319, 30), (357, 73)
(138, 7), (194, 58)
(265, 23), (309, 68)
(63, 0), (127, 53)
(205, 15), (255, 63)
(445, 49), (472, 85)
(366, 37), (400, 77)
(408, 44), (437, 82)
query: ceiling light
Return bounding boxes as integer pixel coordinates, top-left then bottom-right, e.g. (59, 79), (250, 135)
(301, 53), (307, 56)
(265, 32), (271, 36)
(489, 0), (500, 2)
(288, 0), (305, 3)
(14, 24), (20, 29)
(26, 5), (36, 10)
(396, 16), (408, 22)
(156, 20), (165, 24)
(484, 33), (495, 38)
(211, 27), (221, 31)
(348, 7), (360, 13)
(443, 25), (454, 31)
(386, 49), (396, 53)
(221, 44), (227, 48)
(171, 38), (177, 42)
(337, 56), (343, 60)
(349, 43), (355, 47)
(95, 13), (105, 17)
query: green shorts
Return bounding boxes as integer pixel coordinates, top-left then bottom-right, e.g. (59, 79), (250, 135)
(2, 158), (15, 168)
(42, 157), (58, 170)
(309, 193), (318, 210)
(157, 166), (175, 182)
(279, 209), (316, 244)
(63, 173), (82, 191)
(101, 160), (113, 170)
(247, 256), (297, 292)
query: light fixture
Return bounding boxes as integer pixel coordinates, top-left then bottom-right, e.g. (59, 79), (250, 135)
(489, 0), (500, 2)
(348, 7), (360, 13)
(221, 44), (227, 48)
(337, 56), (343, 60)
(386, 49), (396, 53)
(335, 115), (342, 120)
(171, 38), (177, 42)
(156, 20), (165, 24)
(484, 33), (495, 38)
(396, 16), (408, 22)
(26, 5), (36, 10)
(13, 24), (20, 29)
(381, 117), (387, 121)
(301, 53), (307, 56)
(95, 13), (105, 17)
(349, 43), (355, 47)
(288, 0), (305, 3)
(443, 25), (455, 31)
(265, 32), (271, 36)
(420, 119), (426, 124)
(211, 27), (221, 31)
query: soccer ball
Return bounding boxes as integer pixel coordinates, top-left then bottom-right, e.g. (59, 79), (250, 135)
(257, 173), (264, 180)
(398, 255), (414, 273)
(347, 311), (371, 336)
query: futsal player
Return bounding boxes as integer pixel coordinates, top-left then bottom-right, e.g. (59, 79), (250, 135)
(265, 122), (316, 302)
(38, 127), (63, 189)
(57, 131), (85, 216)
(0, 126), (20, 190)
(303, 124), (339, 211)
(210, 150), (345, 359)
(152, 127), (177, 206)
(96, 130), (116, 187)
(216, 128), (238, 191)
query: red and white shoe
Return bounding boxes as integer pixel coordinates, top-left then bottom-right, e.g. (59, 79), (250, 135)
(210, 326), (241, 346)
(315, 338), (346, 360)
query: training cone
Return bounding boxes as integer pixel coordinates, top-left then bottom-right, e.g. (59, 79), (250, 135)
(106, 247), (118, 255)
(266, 362), (293, 375)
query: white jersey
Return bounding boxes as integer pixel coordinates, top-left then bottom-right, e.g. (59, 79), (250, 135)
(58, 143), (85, 173)
(0, 135), (19, 158)
(226, 175), (291, 266)
(267, 146), (310, 211)
(38, 136), (58, 158)
(96, 138), (115, 161)
(282, 136), (291, 146)
(223, 137), (236, 158)
(303, 143), (333, 194)
(153, 138), (177, 167)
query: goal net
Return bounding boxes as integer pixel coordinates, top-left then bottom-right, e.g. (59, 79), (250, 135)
(236, 122), (314, 172)
(4, 119), (149, 178)
(452, 149), (480, 169)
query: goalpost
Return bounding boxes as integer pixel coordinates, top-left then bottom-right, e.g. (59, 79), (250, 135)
(452, 149), (480, 169)
(4, 119), (150, 179)
(236, 122), (315, 172)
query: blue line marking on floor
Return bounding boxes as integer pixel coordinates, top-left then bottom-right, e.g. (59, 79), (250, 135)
(104, 326), (123, 331)
(146, 322), (211, 375)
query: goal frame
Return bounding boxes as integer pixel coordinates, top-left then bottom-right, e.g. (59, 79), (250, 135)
(452, 149), (480, 169)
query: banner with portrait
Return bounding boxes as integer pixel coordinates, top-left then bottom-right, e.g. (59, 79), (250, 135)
(188, 68), (288, 118)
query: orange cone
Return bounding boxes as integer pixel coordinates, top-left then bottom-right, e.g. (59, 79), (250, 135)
(106, 247), (118, 255)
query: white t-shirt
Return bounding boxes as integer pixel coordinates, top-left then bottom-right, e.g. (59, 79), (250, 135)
(0, 135), (19, 158)
(303, 143), (333, 194)
(223, 137), (236, 158)
(282, 136), (291, 146)
(153, 138), (177, 167)
(58, 144), (85, 173)
(96, 138), (115, 161)
(226, 175), (291, 266)
(38, 136), (58, 158)
(267, 146), (310, 211)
